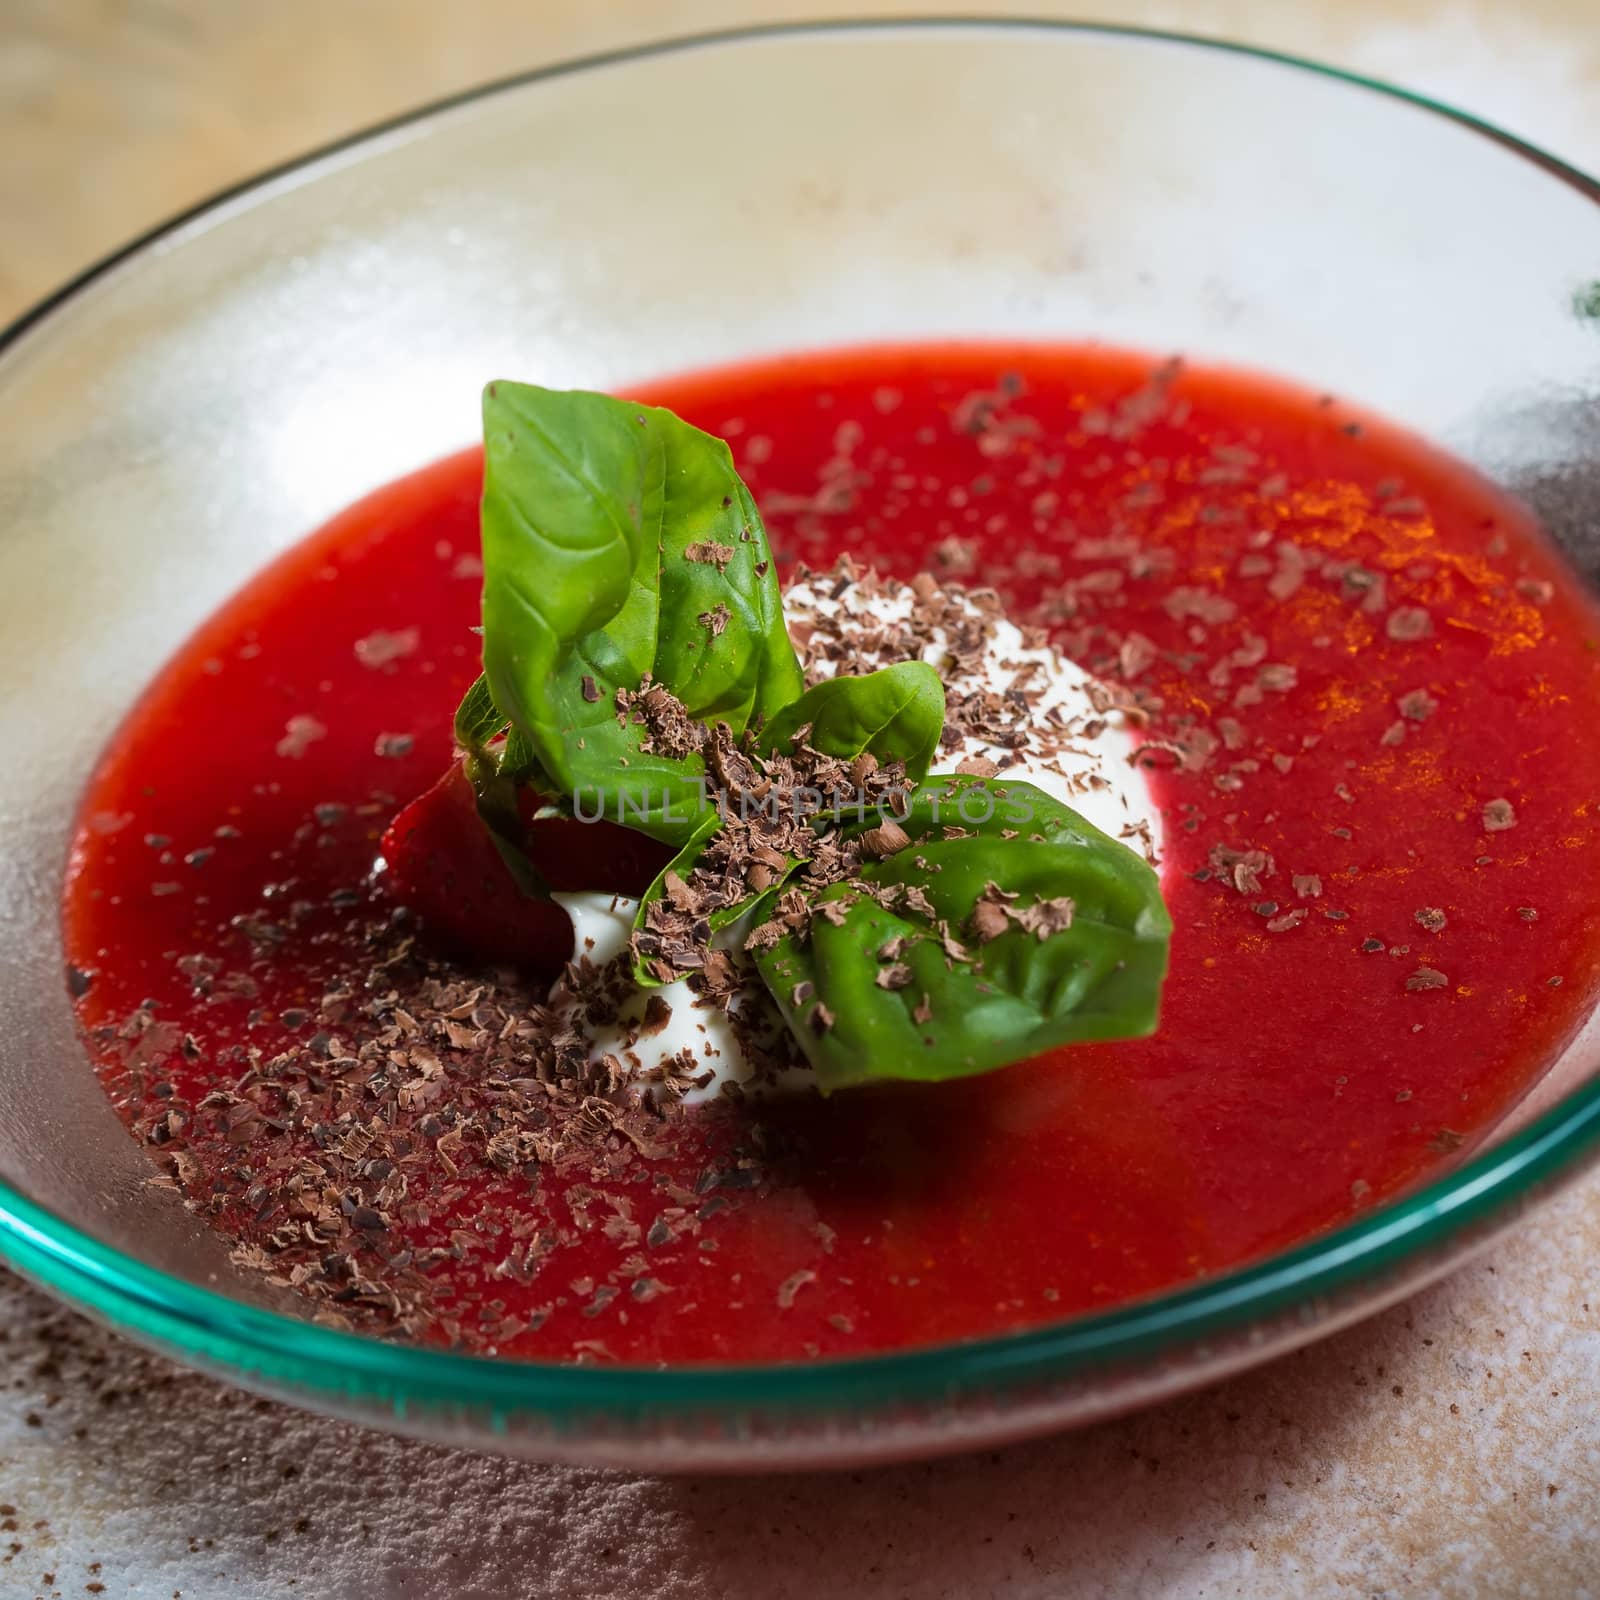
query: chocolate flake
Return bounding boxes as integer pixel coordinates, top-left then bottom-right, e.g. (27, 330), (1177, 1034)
(639, 994), (673, 1037)
(1406, 966), (1449, 992)
(1386, 607), (1433, 643)
(1013, 896), (1076, 940)
(1397, 689), (1439, 722)
(1208, 843), (1275, 896)
(354, 627), (420, 669)
(776, 1269), (817, 1309)
(276, 715), (327, 759)
(1482, 798), (1517, 833)
(970, 889), (1012, 944)
(860, 820), (911, 858)
(684, 541), (735, 570)
(697, 603), (732, 637)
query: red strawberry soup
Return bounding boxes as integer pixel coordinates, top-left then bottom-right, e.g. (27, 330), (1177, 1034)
(62, 342), (1600, 1363)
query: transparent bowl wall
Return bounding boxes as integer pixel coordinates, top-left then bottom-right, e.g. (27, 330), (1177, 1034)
(2, 22), (1599, 1470)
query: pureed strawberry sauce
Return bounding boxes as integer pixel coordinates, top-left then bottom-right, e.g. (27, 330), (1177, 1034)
(62, 343), (1600, 1362)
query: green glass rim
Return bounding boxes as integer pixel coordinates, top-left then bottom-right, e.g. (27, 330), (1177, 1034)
(4, 16), (1600, 1422)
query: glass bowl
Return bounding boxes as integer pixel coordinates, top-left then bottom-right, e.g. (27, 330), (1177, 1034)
(2, 20), (1599, 1472)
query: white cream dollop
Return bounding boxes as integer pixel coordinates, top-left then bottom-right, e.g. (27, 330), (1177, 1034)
(554, 575), (1163, 1105)
(552, 890), (758, 1105)
(783, 576), (1159, 859)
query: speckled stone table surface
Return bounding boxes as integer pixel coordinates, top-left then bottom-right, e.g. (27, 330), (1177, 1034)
(4, 2), (1600, 1596)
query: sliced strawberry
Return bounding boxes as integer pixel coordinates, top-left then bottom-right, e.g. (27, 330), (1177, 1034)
(380, 757), (673, 975)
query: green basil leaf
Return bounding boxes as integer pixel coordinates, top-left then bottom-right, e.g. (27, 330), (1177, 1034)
(756, 661), (945, 786)
(748, 777), (1171, 1092)
(628, 809), (726, 985)
(478, 381), (804, 845)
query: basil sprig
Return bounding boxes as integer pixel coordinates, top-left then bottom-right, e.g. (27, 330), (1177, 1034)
(627, 662), (947, 985)
(456, 383), (1171, 1088)
(748, 778), (1171, 1092)
(477, 382), (803, 846)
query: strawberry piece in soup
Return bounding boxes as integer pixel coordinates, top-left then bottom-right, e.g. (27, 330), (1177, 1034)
(380, 757), (672, 973)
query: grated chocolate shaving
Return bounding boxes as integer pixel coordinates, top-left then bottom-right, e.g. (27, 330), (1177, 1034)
(684, 541), (735, 570)
(1406, 966), (1449, 992)
(1481, 798), (1517, 833)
